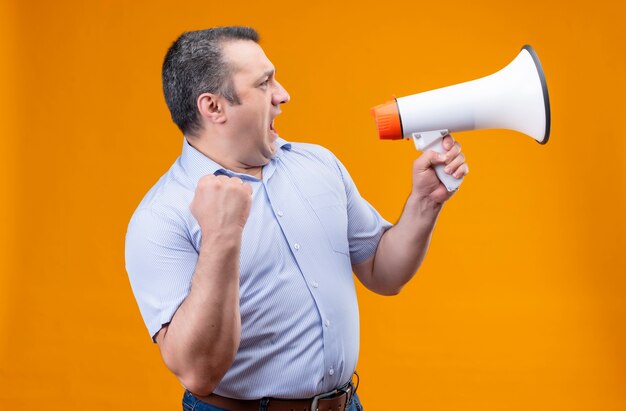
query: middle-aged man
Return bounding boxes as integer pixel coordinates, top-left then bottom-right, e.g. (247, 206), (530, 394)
(126, 26), (469, 411)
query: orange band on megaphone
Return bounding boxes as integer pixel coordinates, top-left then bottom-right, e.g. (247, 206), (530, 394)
(371, 99), (403, 140)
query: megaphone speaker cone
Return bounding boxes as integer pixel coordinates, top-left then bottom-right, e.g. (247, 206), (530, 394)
(521, 45), (551, 144)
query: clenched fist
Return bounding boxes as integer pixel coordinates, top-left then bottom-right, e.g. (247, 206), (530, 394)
(190, 174), (253, 236)
(411, 134), (469, 208)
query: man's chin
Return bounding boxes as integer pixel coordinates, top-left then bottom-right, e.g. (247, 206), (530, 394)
(249, 143), (276, 168)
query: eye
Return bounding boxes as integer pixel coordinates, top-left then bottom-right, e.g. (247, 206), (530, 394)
(260, 79), (270, 87)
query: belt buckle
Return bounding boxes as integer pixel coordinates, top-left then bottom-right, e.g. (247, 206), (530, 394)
(309, 383), (352, 411)
(310, 389), (337, 411)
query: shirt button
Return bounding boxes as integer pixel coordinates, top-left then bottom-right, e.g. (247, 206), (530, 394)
(277, 210), (284, 217)
(324, 319), (330, 327)
(329, 368), (334, 376)
(294, 243), (301, 250)
(312, 281), (319, 288)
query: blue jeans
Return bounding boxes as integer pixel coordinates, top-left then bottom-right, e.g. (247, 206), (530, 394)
(182, 390), (364, 411)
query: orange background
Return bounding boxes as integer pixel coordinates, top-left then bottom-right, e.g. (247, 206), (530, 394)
(1, 0), (625, 409)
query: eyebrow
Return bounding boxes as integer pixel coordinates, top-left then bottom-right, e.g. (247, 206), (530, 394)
(256, 69), (275, 83)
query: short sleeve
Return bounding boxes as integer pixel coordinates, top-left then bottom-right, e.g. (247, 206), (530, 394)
(333, 157), (393, 264)
(125, 207), (198, 340)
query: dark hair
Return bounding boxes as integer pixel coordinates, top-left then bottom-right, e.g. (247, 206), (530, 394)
(162, 26), (259, 136)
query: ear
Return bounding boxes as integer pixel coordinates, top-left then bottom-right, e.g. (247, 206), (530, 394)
(197, 93), (227, 124)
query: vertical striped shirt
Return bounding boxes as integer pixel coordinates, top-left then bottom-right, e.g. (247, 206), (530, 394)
(125, 137), (391, 399)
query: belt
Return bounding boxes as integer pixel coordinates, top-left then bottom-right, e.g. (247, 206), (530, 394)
(191, 380), (355, 411)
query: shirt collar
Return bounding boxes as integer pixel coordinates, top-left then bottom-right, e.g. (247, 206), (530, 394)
(180, 137), (292, 188)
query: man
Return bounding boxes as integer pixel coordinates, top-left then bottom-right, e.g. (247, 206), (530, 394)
(125, 26), (468, 411)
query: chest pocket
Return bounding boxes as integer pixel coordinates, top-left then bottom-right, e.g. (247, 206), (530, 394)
(307, 192), (349, 255)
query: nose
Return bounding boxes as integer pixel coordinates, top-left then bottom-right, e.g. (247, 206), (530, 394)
(272, 80), (290, 106)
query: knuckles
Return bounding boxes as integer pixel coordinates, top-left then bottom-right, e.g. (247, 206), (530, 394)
(196, 175), (246, 192)
(194, 175), (252, 206)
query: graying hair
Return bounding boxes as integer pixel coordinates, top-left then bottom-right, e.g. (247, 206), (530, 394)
(162, 26), (259, 136)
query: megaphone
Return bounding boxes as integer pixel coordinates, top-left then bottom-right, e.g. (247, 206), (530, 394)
(371, 45), (551, 192)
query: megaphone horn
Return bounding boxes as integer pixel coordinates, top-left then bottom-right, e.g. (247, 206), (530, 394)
(371, 45), (551, 192)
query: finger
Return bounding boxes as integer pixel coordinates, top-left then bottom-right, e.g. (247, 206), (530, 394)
(243, 182), (253, 195)
(442, 141), (462, 164)
(414, 150), (446, 172)
(452, 163), (469, 179)
(215, 174), (231, 183)
(226, 176), (253, 195)
(229, 176), (244, 185)
(197, 174), (219, 189)
(443, 152), (466, 175)
(442, 134), (456, 150)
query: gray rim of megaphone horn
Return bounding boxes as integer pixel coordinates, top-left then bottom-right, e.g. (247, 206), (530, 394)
(522, 45), (551, 144)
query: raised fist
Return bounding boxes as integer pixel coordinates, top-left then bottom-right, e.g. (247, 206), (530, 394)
(190, 174), (253, 235)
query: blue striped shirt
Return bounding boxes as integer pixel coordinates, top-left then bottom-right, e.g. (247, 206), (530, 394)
(125, 137), (392, 399)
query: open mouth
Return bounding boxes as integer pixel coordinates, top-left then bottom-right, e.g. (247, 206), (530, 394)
(269, 119), (278, 135)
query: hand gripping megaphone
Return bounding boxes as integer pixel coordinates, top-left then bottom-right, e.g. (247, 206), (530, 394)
(371, 45), (551, 192)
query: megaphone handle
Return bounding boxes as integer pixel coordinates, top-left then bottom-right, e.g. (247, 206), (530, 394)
(411, 131), (464, 192)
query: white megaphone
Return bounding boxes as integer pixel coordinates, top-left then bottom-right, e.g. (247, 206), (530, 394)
(371, 45), (551, 192)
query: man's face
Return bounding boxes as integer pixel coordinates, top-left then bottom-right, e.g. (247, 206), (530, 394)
(221, 40), (290, 168)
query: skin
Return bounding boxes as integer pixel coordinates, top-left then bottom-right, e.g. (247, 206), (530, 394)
(154, 39), (469, 397)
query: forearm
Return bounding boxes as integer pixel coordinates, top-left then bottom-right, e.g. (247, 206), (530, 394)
(369, 194), (442, 295)
(158, 230), (242, 396)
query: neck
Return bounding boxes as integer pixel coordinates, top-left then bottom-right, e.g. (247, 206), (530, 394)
(186, 135), (264, 179)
